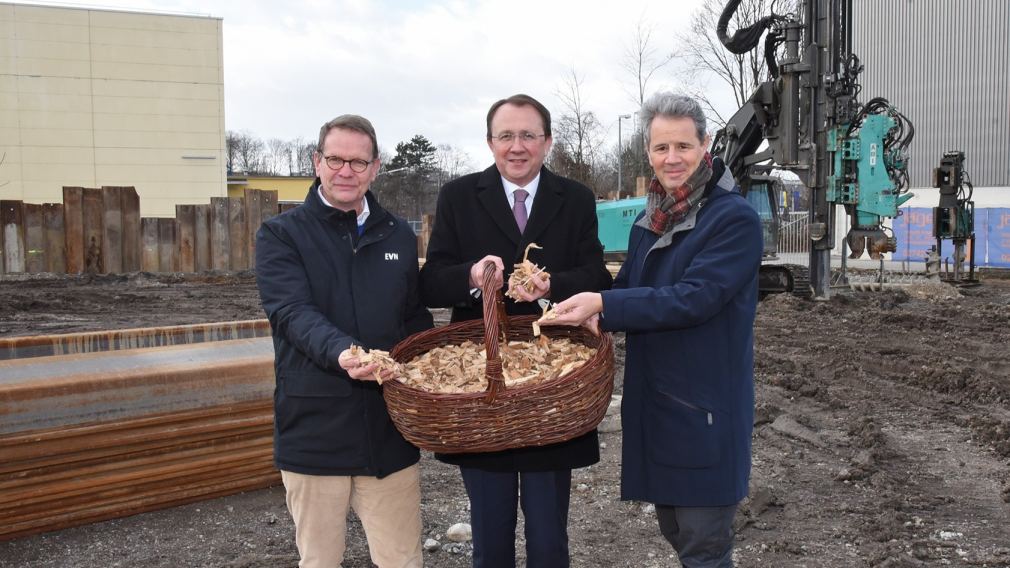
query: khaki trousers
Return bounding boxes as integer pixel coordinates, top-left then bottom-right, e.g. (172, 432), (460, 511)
(281, 465), (423, 568)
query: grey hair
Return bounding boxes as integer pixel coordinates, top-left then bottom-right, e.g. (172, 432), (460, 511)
(639, 92), (707, 149)
(316, 114), (379, 159)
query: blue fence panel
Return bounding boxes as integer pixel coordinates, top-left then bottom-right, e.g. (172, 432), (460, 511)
(987, 208), (1010, 267)
(893, 207), (1010, 267)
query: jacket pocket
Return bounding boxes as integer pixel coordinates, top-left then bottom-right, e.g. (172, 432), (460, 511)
(281, 367), (352, 398)
(646, 389), (721, 469)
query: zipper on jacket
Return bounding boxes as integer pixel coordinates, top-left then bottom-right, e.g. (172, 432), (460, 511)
(662, 390), (714, 426)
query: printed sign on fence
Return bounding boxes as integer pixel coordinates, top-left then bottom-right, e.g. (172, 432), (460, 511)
(893, 207), (1010, 268)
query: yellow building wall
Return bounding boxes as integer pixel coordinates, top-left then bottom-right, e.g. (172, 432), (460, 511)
(228, 176), (315, 203)
(0, 3), (225, 217)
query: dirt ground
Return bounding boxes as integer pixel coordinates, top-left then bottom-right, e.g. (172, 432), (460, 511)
(1, 270), (1009, 568)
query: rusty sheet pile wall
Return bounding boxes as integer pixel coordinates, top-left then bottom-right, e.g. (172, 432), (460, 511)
(0, 323), (278, 540)
(0, 187), (286, 275)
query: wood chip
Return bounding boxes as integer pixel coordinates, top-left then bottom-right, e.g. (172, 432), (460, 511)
(506, 243), (550, 300)
(350, 344), (401, 384)
(398, 337), (595, 394)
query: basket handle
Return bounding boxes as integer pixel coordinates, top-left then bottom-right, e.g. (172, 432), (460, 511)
(480, 261), (508, 403)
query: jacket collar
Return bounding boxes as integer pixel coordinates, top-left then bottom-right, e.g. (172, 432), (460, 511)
(643, 157), (739, 250)
(475, 165), (565, 245)
(303, 178), (389, 232)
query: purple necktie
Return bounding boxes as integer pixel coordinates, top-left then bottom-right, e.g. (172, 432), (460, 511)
(513, 188), (528, 233)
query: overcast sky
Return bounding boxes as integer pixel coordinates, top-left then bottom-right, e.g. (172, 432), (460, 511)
(17, 0), (738, 171)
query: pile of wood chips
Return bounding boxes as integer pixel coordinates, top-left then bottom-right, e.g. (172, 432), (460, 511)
(506, 243), (549, 300)
(398, 335), (596, 394)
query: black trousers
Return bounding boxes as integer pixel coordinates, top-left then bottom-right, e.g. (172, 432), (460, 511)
(656, 503), (738, 568)
(459, 467), (572, 568)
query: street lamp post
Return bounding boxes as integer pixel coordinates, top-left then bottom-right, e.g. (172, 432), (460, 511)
(617, 114), (632, 198)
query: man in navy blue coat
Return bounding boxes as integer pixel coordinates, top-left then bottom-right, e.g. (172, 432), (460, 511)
(256, 115), (433, 568)
(545, 92), (763, 568)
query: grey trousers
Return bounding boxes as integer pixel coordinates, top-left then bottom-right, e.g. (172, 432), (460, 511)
(655, 503), (738, 568)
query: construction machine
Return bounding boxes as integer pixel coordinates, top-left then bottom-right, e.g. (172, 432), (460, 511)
(710, 0), (915, 298)
(931, 151), (977, 283)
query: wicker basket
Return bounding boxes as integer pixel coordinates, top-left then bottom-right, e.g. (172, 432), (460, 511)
(385, 265), (615, 454)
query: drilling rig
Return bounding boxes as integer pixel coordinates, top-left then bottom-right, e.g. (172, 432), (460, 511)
(710, 0), (915, 299)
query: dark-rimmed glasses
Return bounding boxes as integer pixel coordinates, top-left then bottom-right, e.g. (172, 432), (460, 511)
(321, 155), (373, 173)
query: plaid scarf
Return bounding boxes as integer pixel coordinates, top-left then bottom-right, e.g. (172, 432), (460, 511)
(646, 153), (714, 235)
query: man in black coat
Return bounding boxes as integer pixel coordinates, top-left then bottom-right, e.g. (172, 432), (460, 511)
(256, 114), (432, 568)
(419, 94), (612, 568)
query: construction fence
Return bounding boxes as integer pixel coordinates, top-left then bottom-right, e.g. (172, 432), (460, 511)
(0, 187), (295, 276)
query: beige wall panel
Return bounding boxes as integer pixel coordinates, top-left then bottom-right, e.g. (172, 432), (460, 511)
(0, 3), (14, 24)
(0, 146), (22, 199)
(16, 57), (91, 78)
(0, 125), (19, 143)
(18, 110), (92, 129)
(11, 5), (89, 25)
(15, 75), (90, 95)
(93, 131), (222, 150)
(21, 146), (96, 165)
(21, 161), (95, 182)
(91, 44), (219, 68)
(0, 109), (19, 128)
(0, 186), (24, 202)
(93, 113), (221, 133)
(4, 4), (224, 214)
(91, 61), (221, 84)
(92, 96), (220, 117)
(95, 164), (221, 183)
(95, 147), (223, 164)
(19, 128), (93, 147)
(90, 27), (220, 51)
(15, 39), (90, 61)
(92, 11), (218, 34)
(17, 92), (92, 113)
(91, 79), (220, 101)
(18, 181), (71, 203)
(13, 21), (89, 43)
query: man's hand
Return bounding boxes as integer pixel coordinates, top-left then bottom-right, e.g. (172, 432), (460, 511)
(469, 255), (505, 291)
(511, 271), (550, 302)
(338, 348), (386, 382)
(540, 292), (604, 335)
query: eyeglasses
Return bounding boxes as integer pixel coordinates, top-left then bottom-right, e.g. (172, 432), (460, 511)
(489, 131), (546, 145)
(321, 155), (373, 173)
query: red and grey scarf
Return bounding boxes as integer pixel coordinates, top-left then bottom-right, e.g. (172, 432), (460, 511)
(645, 153), (714, 235)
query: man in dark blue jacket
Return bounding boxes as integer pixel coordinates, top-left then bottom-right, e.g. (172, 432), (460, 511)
(545, 93), (763, 568)
(255, 114), (432, 568)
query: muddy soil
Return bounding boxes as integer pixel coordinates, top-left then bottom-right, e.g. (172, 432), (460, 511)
(1, 272), (1009, 567)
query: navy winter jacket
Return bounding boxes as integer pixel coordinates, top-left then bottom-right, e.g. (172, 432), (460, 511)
(255, 183), (433, 477)
(600, 159), (762, 506)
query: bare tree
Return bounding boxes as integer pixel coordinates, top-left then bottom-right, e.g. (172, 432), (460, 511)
(265, 138), (293, 175)
(293, 138), (315, 176)
(676, 0), (797, 126)
(622, 18), (676, 107)
(227, 130), (265, 174)
(432, 144), (474, 187)
(552, 67), (606, 195)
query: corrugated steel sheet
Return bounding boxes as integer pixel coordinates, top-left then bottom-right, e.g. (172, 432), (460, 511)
(852, 0), (1010, 187)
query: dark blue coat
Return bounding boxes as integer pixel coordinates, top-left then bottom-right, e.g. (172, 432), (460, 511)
(600, 161), (762, 506)
(255, 183), (433, 477)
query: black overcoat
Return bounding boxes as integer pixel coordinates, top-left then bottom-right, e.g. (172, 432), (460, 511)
(419, 165), (613, 471)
